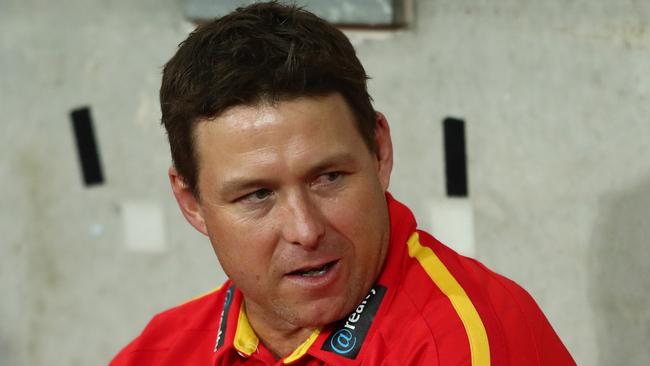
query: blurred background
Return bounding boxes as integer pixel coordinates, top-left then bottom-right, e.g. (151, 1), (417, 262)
(2, 0), (649, 365)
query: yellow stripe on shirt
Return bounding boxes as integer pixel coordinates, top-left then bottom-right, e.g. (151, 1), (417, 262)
(407, 232), (490, 366)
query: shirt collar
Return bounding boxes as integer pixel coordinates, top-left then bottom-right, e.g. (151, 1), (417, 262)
(214, 287), (322, 364)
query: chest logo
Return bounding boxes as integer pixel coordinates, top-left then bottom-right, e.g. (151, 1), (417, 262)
(321, 285), (387, 359)
(329, 329), (357, 354)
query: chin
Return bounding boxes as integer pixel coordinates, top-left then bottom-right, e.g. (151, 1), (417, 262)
(295, 310), (344, 329)
(292, 295), (357, 329)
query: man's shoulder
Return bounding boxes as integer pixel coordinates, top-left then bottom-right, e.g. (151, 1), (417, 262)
(149, 283), (229, 332)
(409, 229), (535, 308)
(400, 230), (574, 365)
(109, 282), (231, 365)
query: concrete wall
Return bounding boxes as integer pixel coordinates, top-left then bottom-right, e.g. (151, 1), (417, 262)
(2, 1), (649, 365)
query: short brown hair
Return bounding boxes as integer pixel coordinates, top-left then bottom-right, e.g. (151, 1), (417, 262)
(160, 1), (376, 197)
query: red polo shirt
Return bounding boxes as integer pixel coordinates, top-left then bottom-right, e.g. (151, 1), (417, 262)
(110, 195), (575, 365)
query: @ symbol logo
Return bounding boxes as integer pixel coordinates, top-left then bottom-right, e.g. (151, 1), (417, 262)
(330, 329), (357, 355)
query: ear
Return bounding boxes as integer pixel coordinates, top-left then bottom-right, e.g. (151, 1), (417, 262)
(168, 166), (208, 236)
(373, 112), (394, 191)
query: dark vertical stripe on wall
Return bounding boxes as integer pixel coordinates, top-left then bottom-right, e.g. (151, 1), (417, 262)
(70, 107), (104, 186)
(443, 117), (468, 197)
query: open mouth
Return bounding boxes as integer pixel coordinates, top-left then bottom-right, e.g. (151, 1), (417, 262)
(288, 260), (337, 277)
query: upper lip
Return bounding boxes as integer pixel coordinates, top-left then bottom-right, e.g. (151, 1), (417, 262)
(285, 259), (339, 275)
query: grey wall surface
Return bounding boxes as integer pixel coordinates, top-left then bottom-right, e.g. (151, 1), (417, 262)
(186, 0), (397, 25)
(2, 0), (649, 365)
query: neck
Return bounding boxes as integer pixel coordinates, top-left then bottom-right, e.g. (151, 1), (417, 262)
(243, 300), (315, 360)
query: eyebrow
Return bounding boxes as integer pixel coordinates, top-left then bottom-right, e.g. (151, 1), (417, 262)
(218, 151), (358, 199)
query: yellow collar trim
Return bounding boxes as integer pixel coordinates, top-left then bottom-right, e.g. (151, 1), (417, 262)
(233, 301), (321, 363)
(233, 303), (259, 356)
(283, 328), (321, 364)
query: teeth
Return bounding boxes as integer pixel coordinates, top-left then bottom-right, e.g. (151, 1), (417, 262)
(297, 263), (331, 277)
(301, 268), (327, 277)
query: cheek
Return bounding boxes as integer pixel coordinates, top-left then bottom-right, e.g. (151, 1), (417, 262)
(325, 186), (388, 259)
(206, 215), (278, 280)
(213, 237), (273, 296)
(325, 194), (376, 241)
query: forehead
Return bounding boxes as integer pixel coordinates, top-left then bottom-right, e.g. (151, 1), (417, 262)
(192, 93), (371, 185)
(195, 93), (363, 146)
(211, 93), (353, 131)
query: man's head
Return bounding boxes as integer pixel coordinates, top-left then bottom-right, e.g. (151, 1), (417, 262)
(164, 1), (394, 337)
(161, 1), (376, 197)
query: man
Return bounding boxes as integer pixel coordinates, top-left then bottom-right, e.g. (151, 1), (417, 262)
(111, 2), (575, 365)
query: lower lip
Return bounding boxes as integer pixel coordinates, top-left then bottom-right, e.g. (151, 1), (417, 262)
(284, 260), (342, 290)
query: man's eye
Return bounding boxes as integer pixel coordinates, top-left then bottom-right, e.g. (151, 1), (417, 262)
(324, 172), (341, 181)
(240, 189), (273, 204)
(313, 171), (343, 187)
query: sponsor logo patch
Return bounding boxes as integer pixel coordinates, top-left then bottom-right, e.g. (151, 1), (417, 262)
(321, 285), (387, 359)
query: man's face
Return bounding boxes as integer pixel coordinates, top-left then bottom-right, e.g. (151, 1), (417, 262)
(176, 93), (393, 331)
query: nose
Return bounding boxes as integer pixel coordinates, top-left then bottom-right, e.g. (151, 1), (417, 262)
(280, 191), (325, 249)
